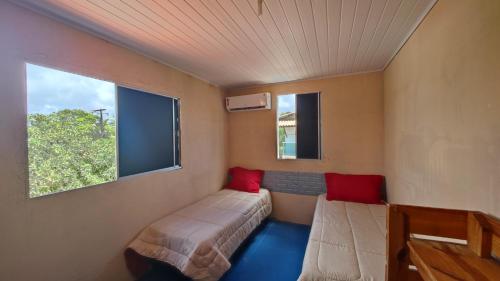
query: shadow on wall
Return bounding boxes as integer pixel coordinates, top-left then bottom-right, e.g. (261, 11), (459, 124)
(392, 133), (499, 212)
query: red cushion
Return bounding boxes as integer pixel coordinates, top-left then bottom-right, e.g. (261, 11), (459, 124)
(324, 173), (383, 204)
(226, 167), (264, 193)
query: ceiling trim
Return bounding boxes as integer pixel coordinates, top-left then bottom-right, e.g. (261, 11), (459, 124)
(9, 0), (219, 88)
(227, 68), (384, 91)
(382, 0), (438, 70)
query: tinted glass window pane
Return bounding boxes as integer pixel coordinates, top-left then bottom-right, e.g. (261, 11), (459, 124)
(296, 93), (320, 159)
(117, 86), (179, 177)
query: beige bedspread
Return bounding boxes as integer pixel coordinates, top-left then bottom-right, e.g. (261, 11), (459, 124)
(299, 195), (387, 281)
(128, 188), (272, 281)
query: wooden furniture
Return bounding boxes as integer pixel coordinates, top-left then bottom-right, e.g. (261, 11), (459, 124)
(386, 204), (500, 281)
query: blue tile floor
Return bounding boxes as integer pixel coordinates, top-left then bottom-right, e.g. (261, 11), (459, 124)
(139, 219), (311, 281)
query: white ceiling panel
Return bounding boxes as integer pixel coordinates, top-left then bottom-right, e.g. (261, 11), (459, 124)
(15, 0), (436, 88)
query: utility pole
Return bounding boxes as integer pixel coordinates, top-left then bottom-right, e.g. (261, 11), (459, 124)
(92, 108), (107, 137)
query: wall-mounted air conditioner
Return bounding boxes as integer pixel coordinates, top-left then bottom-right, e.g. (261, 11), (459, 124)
(226, 92), (271, 112)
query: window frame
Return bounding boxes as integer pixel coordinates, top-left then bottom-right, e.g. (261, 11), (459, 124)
(24, 62), (182, 199)
(275, 92), (322, 161)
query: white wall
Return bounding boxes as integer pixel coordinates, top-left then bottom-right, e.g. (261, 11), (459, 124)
(0, 2), (228, 281)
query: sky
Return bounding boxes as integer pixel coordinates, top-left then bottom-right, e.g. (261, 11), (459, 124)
(27, 63), (116, 118)
(277, 94), (295, 115)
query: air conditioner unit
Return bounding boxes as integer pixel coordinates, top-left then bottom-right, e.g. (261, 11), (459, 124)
(226, 92), (271, 112)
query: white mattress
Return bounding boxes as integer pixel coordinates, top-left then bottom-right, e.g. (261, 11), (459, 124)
(299, 195), (387, 281)
(128, 188), (272, 281)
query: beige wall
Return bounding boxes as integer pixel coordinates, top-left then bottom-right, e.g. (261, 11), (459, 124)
(270, 192), (318, 225)
(227, 72), (384, 173)
(0, 2), (227, 281)
(227, 72), (385, 224)
(384, 0), (500, 217)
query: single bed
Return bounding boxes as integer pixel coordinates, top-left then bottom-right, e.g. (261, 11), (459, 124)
(299, 194), (387, 281)
(127, 188), (272, 281)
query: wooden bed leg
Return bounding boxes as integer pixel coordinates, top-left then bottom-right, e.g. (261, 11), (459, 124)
(124, 248), (151, 278)
(467, 212), (493, 258)
(387, 205), (409, 281)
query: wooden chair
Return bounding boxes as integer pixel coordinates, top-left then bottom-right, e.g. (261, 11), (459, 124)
(386, 204), (500, 281)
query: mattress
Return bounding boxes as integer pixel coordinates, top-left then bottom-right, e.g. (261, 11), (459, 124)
(299, 194), (387, 281)
(128, 188), (272, 281)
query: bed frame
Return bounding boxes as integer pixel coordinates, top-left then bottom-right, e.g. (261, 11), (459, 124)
(386, 204), (500, 281)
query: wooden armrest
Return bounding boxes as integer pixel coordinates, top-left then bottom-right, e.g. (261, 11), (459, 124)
(408, 239), (500, 281)
(387, 204), (500, 281)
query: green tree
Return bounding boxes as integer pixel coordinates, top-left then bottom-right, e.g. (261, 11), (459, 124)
(278, 126), (287, 158)
(28, 109), (116, 197)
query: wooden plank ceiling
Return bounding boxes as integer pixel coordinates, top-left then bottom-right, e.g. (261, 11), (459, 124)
(17, 0), (436, 88)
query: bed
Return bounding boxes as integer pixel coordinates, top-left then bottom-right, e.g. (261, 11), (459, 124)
(127, 188), (272, 281)
(299, 194), (387, 281)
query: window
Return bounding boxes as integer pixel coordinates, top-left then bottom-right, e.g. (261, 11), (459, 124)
(27, 63), (117, 197)
(277, 93), (320, 159)
(26, 63), (181, 198)
(117, 86), (181, 177)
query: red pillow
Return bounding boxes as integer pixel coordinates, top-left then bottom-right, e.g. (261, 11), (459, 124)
(226, 167), (264, 193)
(324, 173), (383, 204)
